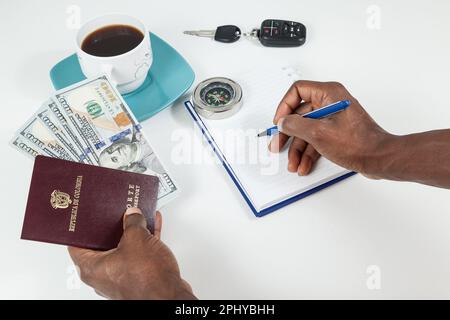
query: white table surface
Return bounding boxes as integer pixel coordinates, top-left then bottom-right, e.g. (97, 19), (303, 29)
(1, 0), (450, 299)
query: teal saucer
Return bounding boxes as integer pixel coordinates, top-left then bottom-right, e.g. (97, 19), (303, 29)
(50, 33), (195, 122)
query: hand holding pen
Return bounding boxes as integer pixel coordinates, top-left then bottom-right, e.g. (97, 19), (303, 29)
(269, 81), (391, 176)
(257, 100), (351, 137)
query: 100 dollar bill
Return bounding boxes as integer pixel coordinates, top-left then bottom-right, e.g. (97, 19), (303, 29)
(53, 75), (178, 205)
(11, 135), (43, 159)
(16, 112), (74, 161)
(37, 100), (90, 163)
(54, 75), (135, 163)
(46, 99), (94, 164)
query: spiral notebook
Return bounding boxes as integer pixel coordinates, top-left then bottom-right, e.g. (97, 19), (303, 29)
(184, 66), (354, 217)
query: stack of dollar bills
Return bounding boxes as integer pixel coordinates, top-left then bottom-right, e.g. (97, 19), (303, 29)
(11, 75), (178, 207)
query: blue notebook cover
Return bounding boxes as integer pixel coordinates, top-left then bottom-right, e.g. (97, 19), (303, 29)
(184, 100), (355, 217)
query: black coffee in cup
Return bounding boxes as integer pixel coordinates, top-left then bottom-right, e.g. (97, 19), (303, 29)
(81, 24), (144, 57)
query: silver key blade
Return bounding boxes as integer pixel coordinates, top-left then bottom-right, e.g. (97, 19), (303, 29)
(183, 30), (216, 38)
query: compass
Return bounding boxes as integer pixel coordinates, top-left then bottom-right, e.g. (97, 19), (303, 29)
(192, 77), (243, 119)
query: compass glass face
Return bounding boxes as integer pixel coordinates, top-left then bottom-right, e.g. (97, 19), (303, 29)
(200, 82), (234, 107)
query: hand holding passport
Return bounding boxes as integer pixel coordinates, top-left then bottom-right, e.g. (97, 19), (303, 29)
(21, 156), (159, 250)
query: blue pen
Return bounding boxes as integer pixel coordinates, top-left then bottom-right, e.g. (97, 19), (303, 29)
(256, 100), (351, 137)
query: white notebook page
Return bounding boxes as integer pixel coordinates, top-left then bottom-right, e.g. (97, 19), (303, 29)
(200, 66), (350, 211)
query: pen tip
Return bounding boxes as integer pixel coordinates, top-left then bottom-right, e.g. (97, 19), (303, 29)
(257, 132), (265, 137)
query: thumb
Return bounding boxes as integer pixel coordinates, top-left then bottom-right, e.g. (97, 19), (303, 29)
(278, 114), (323, 144)
(123, 207), (148, 231)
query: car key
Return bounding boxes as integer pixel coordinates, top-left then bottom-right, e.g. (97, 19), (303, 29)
(184, 19), (306, 47)
(184, 25), (241, 43)
(254, 19), (306, 47)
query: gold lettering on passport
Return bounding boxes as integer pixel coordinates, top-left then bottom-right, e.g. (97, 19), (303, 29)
(126, 184), (141, 209)
(68, 175), (83, 232)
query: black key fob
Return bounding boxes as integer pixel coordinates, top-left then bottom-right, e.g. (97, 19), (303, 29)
(215, 25), (241, 43)
(259, 19), (306, 47)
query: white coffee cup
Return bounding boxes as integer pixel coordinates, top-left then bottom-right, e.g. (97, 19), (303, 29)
(76, 14), (152, 94)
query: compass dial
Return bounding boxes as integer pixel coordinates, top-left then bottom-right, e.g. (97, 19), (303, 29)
(200, 82), (234, 107)
(193, 77), (243, 119)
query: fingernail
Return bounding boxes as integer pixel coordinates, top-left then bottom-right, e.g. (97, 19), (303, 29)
(272, 115), (278, 125)
(277, 118), (285, 133)
(269, 137), (279, 152)
(288, 162), (296, 172)
(299, 156), (312, 176)
(125, 207), (142, 216)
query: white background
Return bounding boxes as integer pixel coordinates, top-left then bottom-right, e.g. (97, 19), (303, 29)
(1, 0), (450, 299)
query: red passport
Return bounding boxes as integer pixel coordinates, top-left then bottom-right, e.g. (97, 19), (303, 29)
(21, 156), (159, 250)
